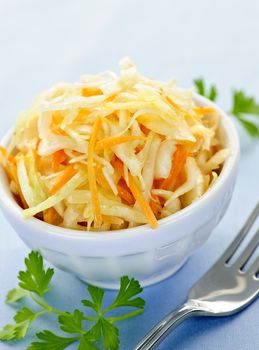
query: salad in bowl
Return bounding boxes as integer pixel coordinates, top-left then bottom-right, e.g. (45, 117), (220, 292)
(0, 58), (230, 232)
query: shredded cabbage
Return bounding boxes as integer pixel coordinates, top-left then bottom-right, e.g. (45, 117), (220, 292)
(1, 58), (230, 231)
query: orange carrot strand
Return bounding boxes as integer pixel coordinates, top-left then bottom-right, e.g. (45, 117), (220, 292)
(52, 150), (68, 172)
(150, 195), (161, 217)
(160, 145), (188, 191)
(128, 173), (158, 229)
(49, 167), (77, 195)
(111, 157), (124, 177)
(193, 106), (215, 115)
(96, 135), (146, 151)
(43, 207), (60, 224)
(0, 146), (16, 164)
(117, 179), (135, 205)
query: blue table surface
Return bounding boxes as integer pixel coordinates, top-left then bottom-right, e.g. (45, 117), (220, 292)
(0, 1), (258, 349)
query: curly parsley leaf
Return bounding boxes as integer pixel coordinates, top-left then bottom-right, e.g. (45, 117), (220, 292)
(231, 90), (259, 116)
(231, 90), (259, 137)
(236, 116), (259, 137)
(58, 310), (84, 334)
(14, 307), (36, 323)
(0, 307), (37, 341)
(5, 288), (28, 304)
(18, 251), (54, 296)
(1, 251), (145, 350)
(28, 330), (79, 350)
(108, 276), (145, 310)
(78, 334), (99, 350)
(0, 321), (31, 341)
(194, 78), (218, 101)
(82, 285), (104, 314)
(89, 319), (119, 350)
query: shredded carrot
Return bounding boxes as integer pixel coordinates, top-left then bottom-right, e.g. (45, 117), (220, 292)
(105, 94), (116, 102)
(193, 107), (215, 115)
(160, 145), (188, 191)
(173, 168), (187, 190)
(76, 109), (91, 122)
(49, 166), (77, 195)
(52, 112), (64, 124)
(82, 87), (103, 97)
(95, 135), (146, 152)
(0, 146), (16, 164)
(51, 126), (67, 136)
(140, 124), (150, 135)
(52, 150), (68, 172)
(35, 138), (40, 152)
(128, 173), (158, 229)
(111, 158), (136, 205)
(153, 179), (163, 188)
(117, 179), (135, 205)
(88, 117), (102, 227)
(43, 207), (58, 224)
(51, 112), (67, 136)
(111, 157), (124, 177)
(150, 195), (161, 217)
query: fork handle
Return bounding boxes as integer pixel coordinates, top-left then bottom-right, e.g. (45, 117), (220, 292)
(134, 301), (204, 350)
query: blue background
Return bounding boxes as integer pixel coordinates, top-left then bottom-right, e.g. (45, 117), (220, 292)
(0, 1), (258, 349)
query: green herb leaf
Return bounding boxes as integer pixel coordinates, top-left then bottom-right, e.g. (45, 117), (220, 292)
(28, 330), (79, 350)
(58, 310), (84, 334)
(18, 251), (54, 296)
(231, 90), (259, 137)
(193, 79), (205, 96)
(82, 285), (104, 314)
(5, 288), (28, 304)
(1, 252), (145, 350)
(0, 307), (36, 341)
(232, 90), (259, 116)
(108, 276), (145, 310)
(14, 307), (36, 323)
(0, 321), (31, 340)
(89, 319), (119, 350)
(208, 85), (217, 102)
(194, 78), (217, 101)
(78, 334), (98, 350)
(237, 116), (259, 137)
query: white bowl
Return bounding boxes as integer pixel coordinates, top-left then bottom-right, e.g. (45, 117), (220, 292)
(0, 95), (239, 289)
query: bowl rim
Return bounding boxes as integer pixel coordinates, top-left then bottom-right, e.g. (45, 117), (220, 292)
(0, 94), (239, 241)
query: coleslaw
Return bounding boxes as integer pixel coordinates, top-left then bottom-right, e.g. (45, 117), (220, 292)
(0, 58), (230, 231)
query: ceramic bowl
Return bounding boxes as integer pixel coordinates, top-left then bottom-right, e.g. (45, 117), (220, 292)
(0, 94), (239, 289)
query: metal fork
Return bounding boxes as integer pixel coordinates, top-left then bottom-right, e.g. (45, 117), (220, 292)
(135, 203), (259, 350)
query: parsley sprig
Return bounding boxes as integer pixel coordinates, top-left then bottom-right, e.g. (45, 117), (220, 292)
(0, 251), (145, 349)
(193, 78), (217, 102)
(194, 79), (259, 137)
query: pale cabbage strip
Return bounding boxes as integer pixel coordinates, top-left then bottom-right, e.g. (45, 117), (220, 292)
(1, 58), (230, 231)
(23, 172), (85, 218)
(67, 190), (146, 224)
(203, 149), (231, 173)
(154, 140), (175, 179)
(17, 156), (38, 207)
(142, 135), (161, 198)
(25, 151), (47, 204)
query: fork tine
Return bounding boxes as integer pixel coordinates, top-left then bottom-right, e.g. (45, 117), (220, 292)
(223, 203), (259, 264)
(248, 256), (259, 276)
(235, 229), (259, 270)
